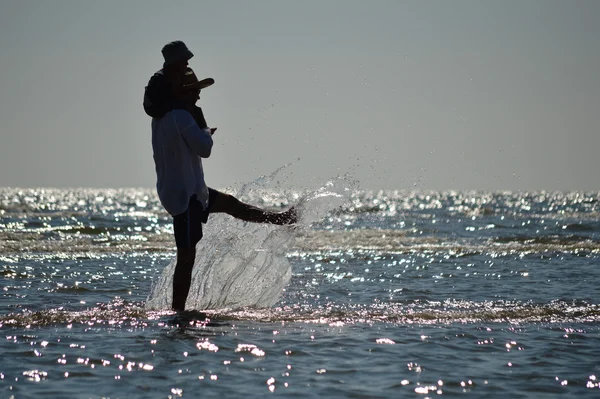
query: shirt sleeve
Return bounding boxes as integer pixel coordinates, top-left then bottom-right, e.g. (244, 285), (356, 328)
(175, 111), (213, 158)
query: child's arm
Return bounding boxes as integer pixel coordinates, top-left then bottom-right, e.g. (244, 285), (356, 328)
(189, 105), (217, 135)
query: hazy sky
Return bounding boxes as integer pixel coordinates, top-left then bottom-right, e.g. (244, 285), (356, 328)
(1, 0), (599, 191)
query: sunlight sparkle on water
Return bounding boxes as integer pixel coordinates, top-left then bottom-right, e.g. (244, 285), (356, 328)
(235, 344), (265, 357)
(196, 340), (219, 352)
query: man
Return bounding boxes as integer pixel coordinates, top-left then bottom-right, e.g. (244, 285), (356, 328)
(146, 42), (297, 311)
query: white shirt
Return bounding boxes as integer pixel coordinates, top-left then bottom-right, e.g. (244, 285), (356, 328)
(151, 109), (214, 216)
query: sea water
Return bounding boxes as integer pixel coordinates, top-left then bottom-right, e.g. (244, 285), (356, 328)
(1, 177), (600, 398)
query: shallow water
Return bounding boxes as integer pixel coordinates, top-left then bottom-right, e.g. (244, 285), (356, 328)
(1, 187), (600, 398)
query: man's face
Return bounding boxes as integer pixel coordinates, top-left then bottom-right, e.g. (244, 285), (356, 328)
(180, 88), (200, 105)
(190, 88), (201, 102)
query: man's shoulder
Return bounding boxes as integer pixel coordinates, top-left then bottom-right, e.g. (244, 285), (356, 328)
(170, 109), (195, 124)
(157, 109), (194, 126)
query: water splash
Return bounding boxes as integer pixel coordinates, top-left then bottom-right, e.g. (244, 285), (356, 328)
(146, 170), (356, 311)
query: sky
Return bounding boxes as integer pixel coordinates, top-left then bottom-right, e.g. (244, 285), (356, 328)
(0, 0), (599, 191)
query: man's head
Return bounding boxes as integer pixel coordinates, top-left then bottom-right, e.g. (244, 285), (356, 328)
(162, 41), (194, 71)
(176, 68), (215, 105)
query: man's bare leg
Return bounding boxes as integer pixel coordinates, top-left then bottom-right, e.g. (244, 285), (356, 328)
(172, 246), (196, 311)
(210, 191), (298, 225)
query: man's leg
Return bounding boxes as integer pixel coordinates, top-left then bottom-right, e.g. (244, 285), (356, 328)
(172, 247), (195, 311)
(171, 199), (204, 311)
(209, 191), (297, 225)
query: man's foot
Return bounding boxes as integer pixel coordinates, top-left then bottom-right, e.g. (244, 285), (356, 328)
(275, 206), (298, 225)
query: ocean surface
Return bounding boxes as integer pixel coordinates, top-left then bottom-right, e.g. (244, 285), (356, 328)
(1, 180), (600, 398)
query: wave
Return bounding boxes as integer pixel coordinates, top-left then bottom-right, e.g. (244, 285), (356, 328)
(220, 300), (600, 324)
(492, 234), (597, 245)
(1, 229), (599, 256)
(562, 223), (597, 232)
(3, 188), (600, 217)
(2, 299), (599, 328)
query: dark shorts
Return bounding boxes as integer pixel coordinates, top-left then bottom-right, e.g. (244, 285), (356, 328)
(173, 188), (219, 249)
